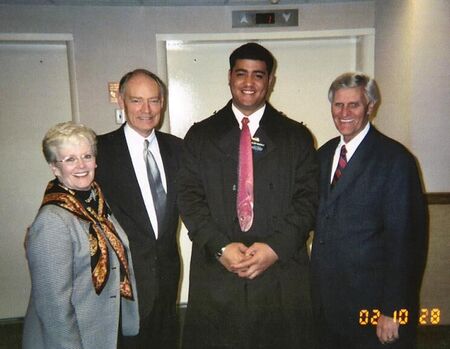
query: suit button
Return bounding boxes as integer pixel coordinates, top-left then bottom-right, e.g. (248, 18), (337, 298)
(319, 240), (325, 244)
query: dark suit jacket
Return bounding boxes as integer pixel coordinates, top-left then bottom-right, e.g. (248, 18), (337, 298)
(177, 101), (319, 348)
(95, 124), (182, 320)
(311, 126), (427, 346)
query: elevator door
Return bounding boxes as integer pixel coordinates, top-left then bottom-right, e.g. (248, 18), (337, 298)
(163, 32), (374, 303)
(0, 41), (72, 318)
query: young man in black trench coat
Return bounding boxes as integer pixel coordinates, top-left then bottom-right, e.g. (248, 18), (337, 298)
(177, 43), (319, 348)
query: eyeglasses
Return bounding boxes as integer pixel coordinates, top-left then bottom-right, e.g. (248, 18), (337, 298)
(55, 153), (95, 165)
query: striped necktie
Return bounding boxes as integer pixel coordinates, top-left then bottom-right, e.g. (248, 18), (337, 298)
(331, 144), (347, 187)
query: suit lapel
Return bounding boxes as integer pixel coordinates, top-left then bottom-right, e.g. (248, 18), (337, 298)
(155, 132), (177, 237)
(325, 127), (378, 207)
(110, 127), (156, 239)
(320, 138), (339, 202)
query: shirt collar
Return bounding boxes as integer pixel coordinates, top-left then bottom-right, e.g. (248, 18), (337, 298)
(232, 103), (265, 137)
(338, 122), (371, 158)
(124, 123), (156, 146)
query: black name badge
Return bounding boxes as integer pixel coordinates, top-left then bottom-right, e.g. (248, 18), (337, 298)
(251, 138), (266, 152)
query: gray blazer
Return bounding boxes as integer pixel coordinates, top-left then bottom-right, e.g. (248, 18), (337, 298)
(22, 204), (139, 349)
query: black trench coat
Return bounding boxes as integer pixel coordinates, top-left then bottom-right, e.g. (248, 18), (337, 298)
(177, 101), (319, 349)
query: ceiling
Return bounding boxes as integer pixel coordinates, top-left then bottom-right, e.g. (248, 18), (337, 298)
(0, 0), (370, 7)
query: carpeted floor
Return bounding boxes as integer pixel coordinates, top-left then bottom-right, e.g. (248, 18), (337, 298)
(1, 318), (449, 349)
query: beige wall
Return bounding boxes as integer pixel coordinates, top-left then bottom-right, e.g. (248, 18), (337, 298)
(0, 2), (374, 135)
(0, 1), (375, 319)
(374, 0), (413, 147)
(1, 0), (449, 321)
(1, 2), (447, 190)
(374, 0), (450, 191)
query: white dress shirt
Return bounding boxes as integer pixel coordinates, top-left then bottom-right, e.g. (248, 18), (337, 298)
(330, 122), (371, 184)
(124, 124), (167, 238)
(232, 103), (265, 137)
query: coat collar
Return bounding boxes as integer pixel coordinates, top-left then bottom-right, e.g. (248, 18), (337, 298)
(215, 100), (278, 162)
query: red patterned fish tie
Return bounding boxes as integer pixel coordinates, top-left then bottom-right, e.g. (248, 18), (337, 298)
(237, 117), (254, 232)
(332, 144), (347, 186)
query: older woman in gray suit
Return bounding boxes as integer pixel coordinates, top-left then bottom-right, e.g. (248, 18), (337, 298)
(23, 121), (139, 349)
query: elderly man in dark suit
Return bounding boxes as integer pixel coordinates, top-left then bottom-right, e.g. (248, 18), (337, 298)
(311, 72), (427, 349)
(96, 69), (182, 348)
(177, 42), (318, 348)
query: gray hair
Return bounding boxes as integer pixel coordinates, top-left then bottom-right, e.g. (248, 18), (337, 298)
(328, 72), (380, 105)
(119, 68), (166, 99)
(42, 121), (97, 163)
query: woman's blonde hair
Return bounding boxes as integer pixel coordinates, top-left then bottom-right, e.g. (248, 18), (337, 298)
(42, 121), (97, 163)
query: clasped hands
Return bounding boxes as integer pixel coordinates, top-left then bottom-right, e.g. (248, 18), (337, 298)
(218, 242), (278, 279)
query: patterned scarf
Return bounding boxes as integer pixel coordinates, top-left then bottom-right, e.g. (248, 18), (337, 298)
(41, 179), (134, 300)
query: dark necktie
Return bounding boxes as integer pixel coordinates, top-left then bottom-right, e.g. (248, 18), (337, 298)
(237, 117), (254, 232)
(331, 144), (347, 187)
(144, 139), (166, 231)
